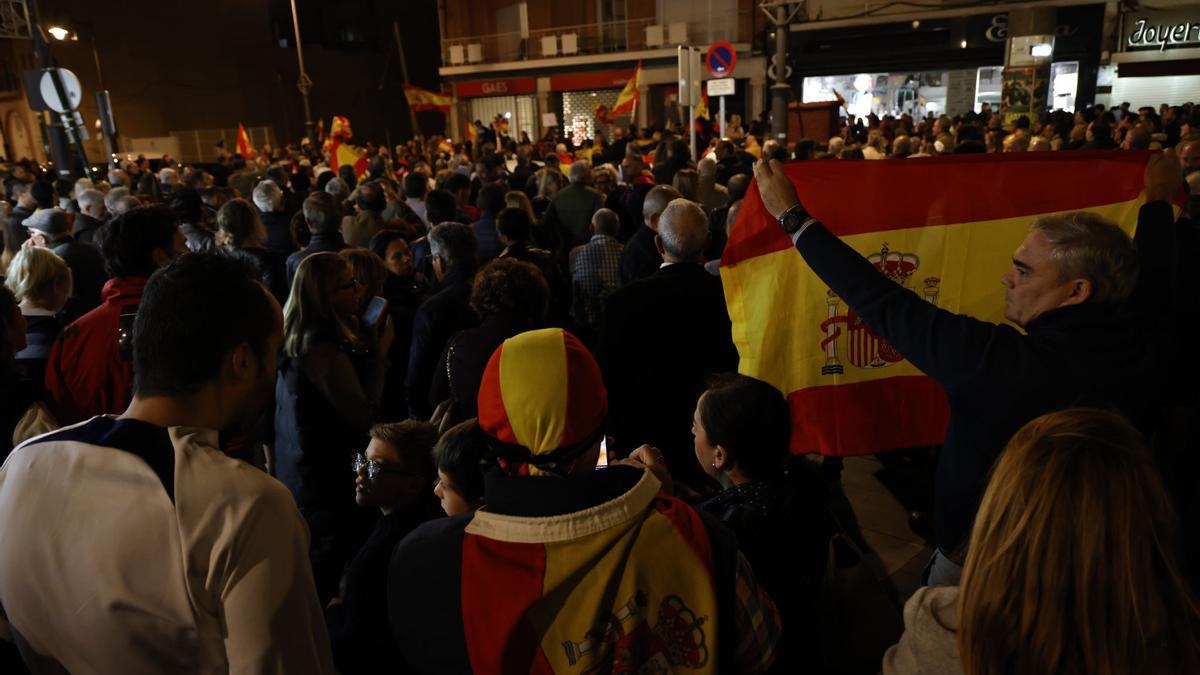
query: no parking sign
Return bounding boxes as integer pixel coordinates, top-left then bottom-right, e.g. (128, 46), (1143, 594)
(705, 41), (737, 79)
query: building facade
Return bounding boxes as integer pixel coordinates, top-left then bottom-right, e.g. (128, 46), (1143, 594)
(438, 0), (768, 143)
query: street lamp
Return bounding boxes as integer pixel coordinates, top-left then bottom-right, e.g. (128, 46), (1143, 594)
(47, 25), (73, 41)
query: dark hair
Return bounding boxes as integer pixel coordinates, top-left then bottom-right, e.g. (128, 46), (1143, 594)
(698, 373), (791, 481)
(0, 285), (19, 367)
(404, 172), (428, 199)
(133, 253), (276, 397)
(477, 183), (506, 215)
(1093, 120), (1113, 140)
(469, 257), (548, 324)
(337, 165), (358, 191)
(444, 172), (470, 194)
(434, 419), (487, 504)
(369, 229), (406, 261)
(370, 420), (438, 482)
(137, 174), (160, 201)
(265, 166), (289, 190)
(727, 174), (751, 202)
(170, 187), (204, 223)
(30, 180), (54, 208)
(98, 205), (180, 278)
(357, 182), (386, 213)
(425, 189), (459, 225)
(496, 207), (533, 243)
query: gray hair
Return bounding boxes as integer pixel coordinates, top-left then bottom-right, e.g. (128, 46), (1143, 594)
(104, 187), (131, 214)
(252, 180), (283, 213)
(593, 163), (618, 185)
(325, 177), (349, 199)
(111, 195), (142, 216)
(642, 185), (683, 228)
(73, 177), (95, 195)
(107, 168), (129, 188)
(77, 188), (105, 211)
(657, 198), (709, 261)
(301, 194), (338, 234)
(158, 167), (179, 185)
(591, 208), (620, 236)
(1031, 211), (1138, 304)
(428, 222), (477, 270)
(568, 161), (591, 184)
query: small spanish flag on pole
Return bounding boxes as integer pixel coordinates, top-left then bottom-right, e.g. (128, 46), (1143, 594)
(465, 120), (477, 143)
(236, 123), (255, 158)
(404, 84), (452, 113)
(609, 61), (642, 118)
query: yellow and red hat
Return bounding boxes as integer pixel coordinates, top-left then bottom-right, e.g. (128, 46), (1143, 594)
(477, 328), (607, 471)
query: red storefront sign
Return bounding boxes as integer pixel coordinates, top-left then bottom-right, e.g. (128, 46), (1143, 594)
(549, 69), (635, 92)
(454, 78), (537, 98)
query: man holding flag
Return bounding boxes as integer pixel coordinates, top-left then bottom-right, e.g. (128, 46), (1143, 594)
(748, 151), (1183, 585)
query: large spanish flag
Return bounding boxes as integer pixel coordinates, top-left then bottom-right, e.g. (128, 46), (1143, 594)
(404, 84), (452, 113)
(722, 151), (1156, 457)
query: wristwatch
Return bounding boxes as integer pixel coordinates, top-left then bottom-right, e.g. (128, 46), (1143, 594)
(778, 202), (810, 234)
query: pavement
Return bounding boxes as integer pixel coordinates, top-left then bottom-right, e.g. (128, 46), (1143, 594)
(814, 454), (936, 675)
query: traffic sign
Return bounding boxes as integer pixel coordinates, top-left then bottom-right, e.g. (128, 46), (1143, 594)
(39, 68), (82, 113)
(707, 78), (735, 97)
(705, 41), (737, 79)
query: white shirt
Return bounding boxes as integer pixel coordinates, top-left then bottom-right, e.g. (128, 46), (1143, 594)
(0, 417), (334, 675)
(406, 197), (430, 229)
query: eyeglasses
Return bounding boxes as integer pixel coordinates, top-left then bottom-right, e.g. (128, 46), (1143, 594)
(338, 278), (361, 292)
(352, 453), (406, 481)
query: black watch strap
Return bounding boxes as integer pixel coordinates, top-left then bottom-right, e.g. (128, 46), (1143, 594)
(778, 203), (810, 234)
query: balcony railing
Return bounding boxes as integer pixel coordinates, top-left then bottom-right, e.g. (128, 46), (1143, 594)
(442, 11), (752, 68)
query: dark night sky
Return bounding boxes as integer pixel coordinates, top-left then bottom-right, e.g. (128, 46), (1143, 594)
(30, 0), (445, 149)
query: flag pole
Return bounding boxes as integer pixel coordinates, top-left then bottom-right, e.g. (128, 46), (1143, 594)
(393, 21), (421, 138)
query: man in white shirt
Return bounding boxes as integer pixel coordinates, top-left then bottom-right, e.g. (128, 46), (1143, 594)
(403, 172), (430, 230)
(0, 253), (333, 675)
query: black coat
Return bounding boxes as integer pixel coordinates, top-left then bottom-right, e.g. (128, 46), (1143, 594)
(71, 213), (105, 245)
(794, 202), (1177, 554)
(262, 210), (297, 257)
(617, 225), (661, 286)
(429, 314), (529, 425)
(598, 263), (738, 487)
(52, 236), (108, 317)
(286, 232), (348, 289)
(326, 499), (443, 675)
(405, 268), (477, 419)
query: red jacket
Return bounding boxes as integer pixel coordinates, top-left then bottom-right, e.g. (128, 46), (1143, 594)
(45, 277), (146, 425)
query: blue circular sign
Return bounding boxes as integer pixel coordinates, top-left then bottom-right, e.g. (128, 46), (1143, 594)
(705, 41), (737, 78)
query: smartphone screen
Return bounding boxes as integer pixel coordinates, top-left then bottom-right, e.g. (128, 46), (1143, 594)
(363, 296), (389, 328)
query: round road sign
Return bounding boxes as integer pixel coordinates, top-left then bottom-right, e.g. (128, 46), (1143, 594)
(705, 41), (737, 79)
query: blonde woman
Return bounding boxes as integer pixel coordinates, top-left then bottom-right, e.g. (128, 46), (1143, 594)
(4, 246), (71, 387)
(274, 252), (394, 603)
(504, 190), (538, 226)
(883, 408), (1200, 675)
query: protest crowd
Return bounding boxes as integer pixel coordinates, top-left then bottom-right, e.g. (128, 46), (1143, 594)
(0, 99), (1199, 674)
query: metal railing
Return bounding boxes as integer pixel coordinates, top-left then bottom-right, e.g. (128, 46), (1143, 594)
(442, 11), (752, 67)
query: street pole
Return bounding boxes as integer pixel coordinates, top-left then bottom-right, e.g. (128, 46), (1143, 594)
(720, 95), (726, 138)
(289, 0), (315, 144)
(393, 21), (421, 138)
(27, 0), (93, 180)
(761, 1), (802, 144)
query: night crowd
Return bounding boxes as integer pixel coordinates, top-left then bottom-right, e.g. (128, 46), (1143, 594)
(0, 98), (1198, 674)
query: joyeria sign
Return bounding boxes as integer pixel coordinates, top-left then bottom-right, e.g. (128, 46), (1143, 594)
(1126, 13), (1200, 51)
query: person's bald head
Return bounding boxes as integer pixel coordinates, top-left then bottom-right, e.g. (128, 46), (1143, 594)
(642, 185), (682, 231)
(655, 198), (710, 263)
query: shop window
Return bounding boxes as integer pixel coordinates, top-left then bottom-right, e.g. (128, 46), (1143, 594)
(1050, 61), (1079, 113)
(563, 89), (621, 146)
(975, 66), (1003, 112)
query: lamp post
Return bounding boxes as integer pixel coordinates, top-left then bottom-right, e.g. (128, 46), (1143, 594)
(288, 0), (315, 145)
(47, 23), (117, 166)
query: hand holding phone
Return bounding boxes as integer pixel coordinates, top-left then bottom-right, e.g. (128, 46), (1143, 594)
(363, 296), (389, 329)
